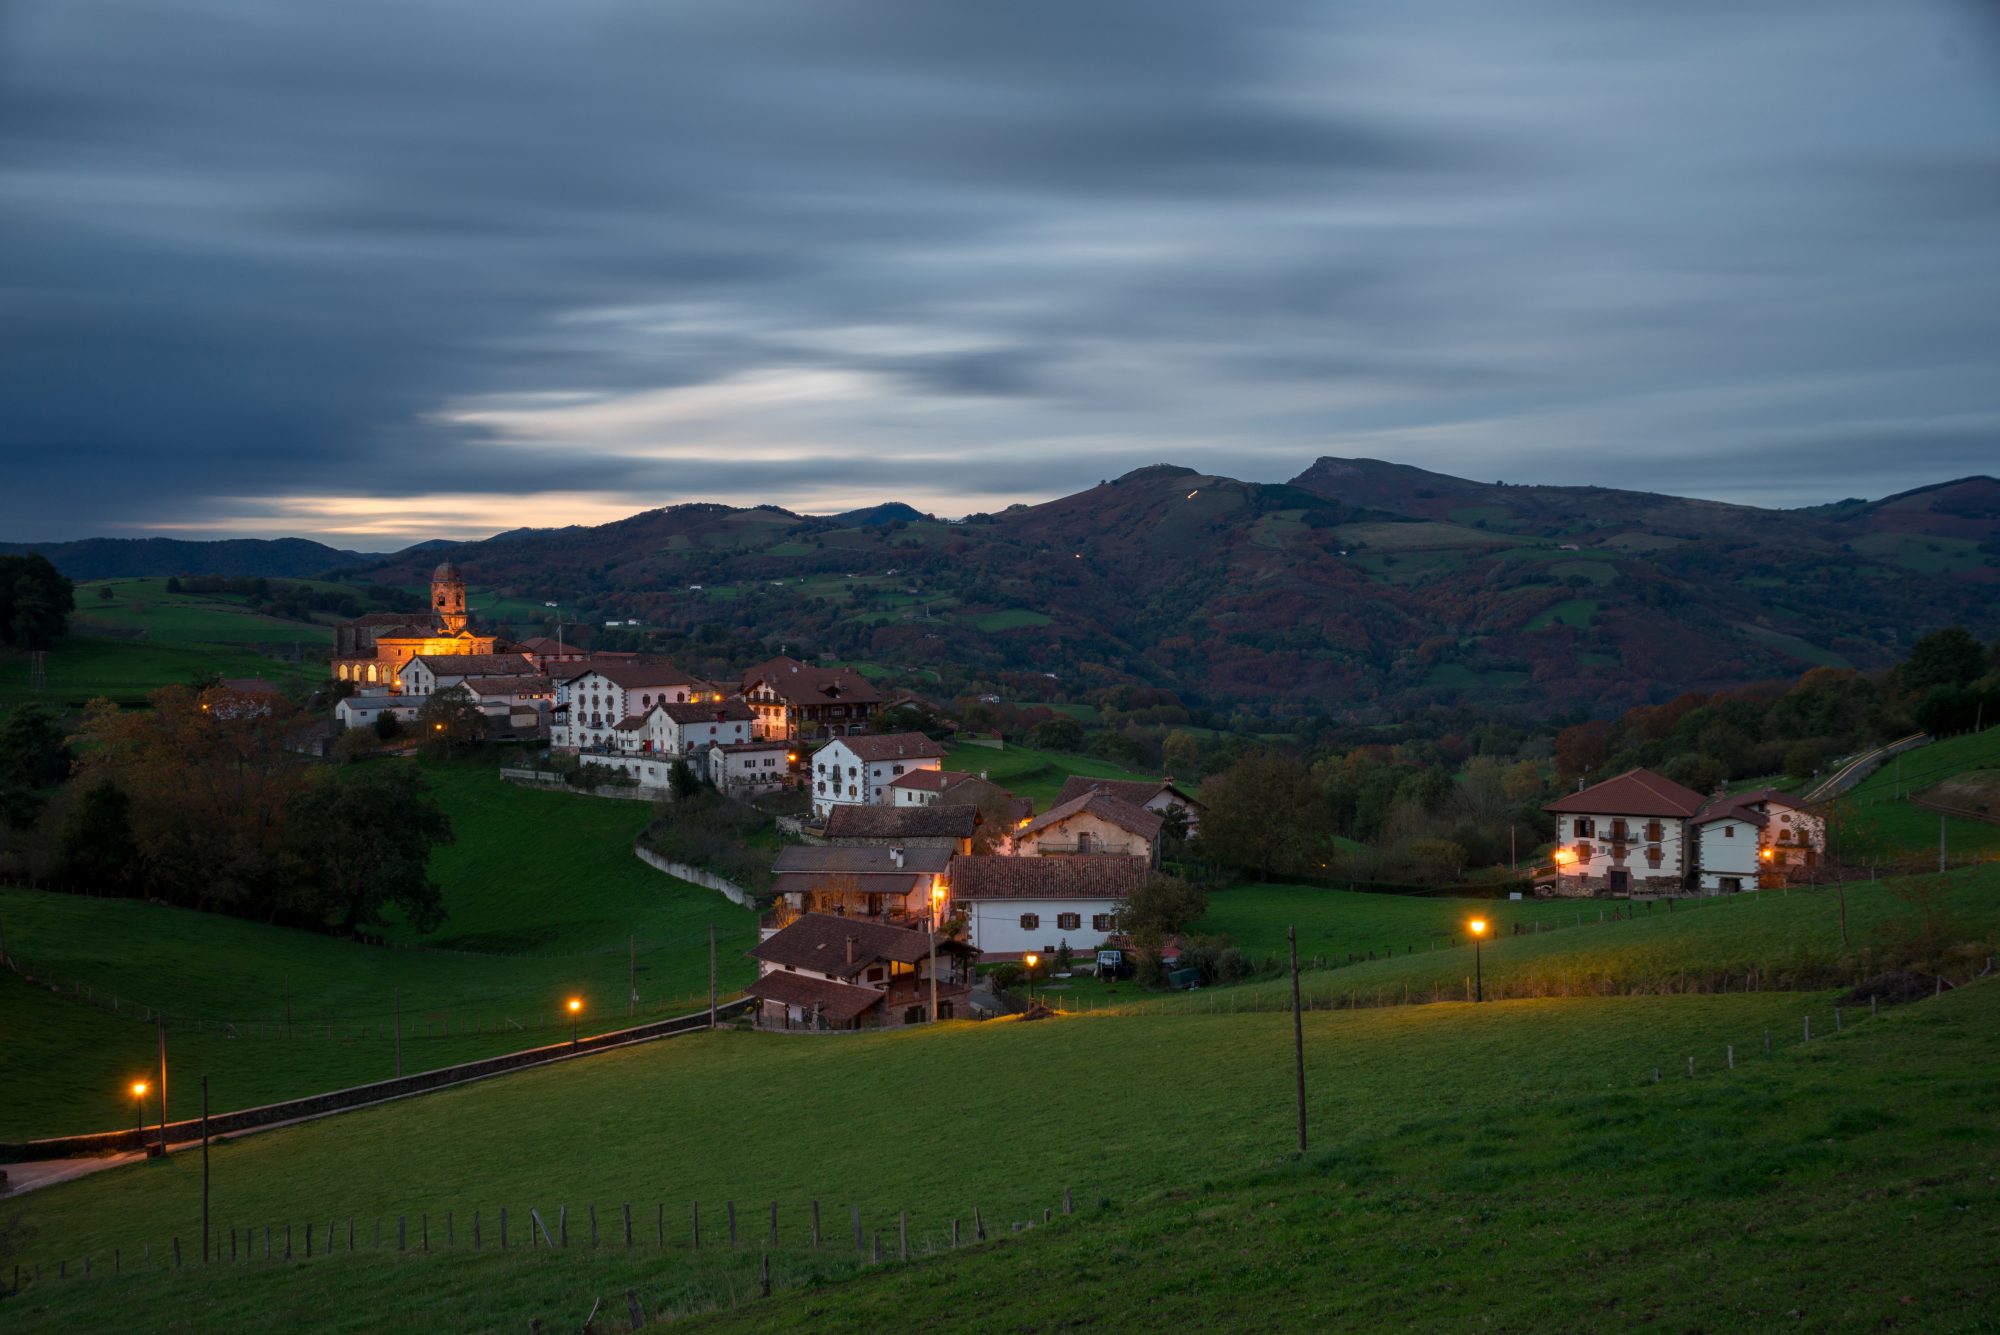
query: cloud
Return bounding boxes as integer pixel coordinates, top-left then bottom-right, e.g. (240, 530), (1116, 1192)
(1, 0), (1997, 541)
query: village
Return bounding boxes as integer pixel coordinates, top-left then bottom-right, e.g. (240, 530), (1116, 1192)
(322, 561), (1834, 1033)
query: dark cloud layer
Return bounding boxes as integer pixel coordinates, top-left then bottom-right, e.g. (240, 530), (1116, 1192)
(2, 0), (1997, 540)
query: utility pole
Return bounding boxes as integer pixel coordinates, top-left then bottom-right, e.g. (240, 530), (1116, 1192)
(201, 1077), (210, 1263)
(394, 990), (403, 1078)
(156, 1020), (168, 1156)
(1289, 926), (1306, 1155)
(629, 935), (636, 1019)
(1940, 813), (1947, 874)
(928, 908), (940, 1024)
(708, 924), (717, 1030)
(283, 976), (292, 1040)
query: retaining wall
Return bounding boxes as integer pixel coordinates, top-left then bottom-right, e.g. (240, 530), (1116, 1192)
(632, 847), (755, 908)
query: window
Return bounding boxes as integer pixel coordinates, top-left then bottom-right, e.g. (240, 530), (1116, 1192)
(904, 1006), (924, 1025)
(1723, 826), (1735, 838)
(1574, 818), (1595, 838)
(938, 1001), (954, 1020)
(1645, 821), (1663, 842)
(1092, 914), (1115, 931)
(1019, 913), (1040, 930)
(1645, 845), (1662, 868)
(1576, 841), (1593, 862)
(1057, 912), (1081, 930)
(866, 966), (884, 983)
(1610, 819), (1629, 841)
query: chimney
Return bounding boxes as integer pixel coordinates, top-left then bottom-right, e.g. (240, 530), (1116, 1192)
(891, 845), (905, 868)
(979, 769), (989, 781)
(845, 935), (857, 966)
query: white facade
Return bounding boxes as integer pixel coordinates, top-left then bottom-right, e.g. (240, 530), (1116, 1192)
(810, 739), (943, 821)
(960, 898), (1122, 959)
(552, 669), (706, 752)
(708, 742), (791, 796)
(636, 705), (753, 757)
(1553, 811), (1690, 893)
(1695, 816), (1763, 893)
(1694, 798), (1825, 892)
(335, 694), (431, 728)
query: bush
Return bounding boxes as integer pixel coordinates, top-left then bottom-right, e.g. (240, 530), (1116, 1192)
(1215, 946), (1253, 985)
(986, 962), (1025, 992)
(373, 711), (402, 741)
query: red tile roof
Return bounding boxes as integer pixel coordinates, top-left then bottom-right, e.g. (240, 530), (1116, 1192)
(1543, 768), (1709, 818)
(824, 804), (977, 841)
(580, 660), (699, 690)
(408, 652), (534, 677)
(748, 912), (972, 977)
(745, 970), (884, 1022)
(770, 871), (929, 900)
(773, 845), (955, 876)
(743, 657), (885, 707)
(950, 855), (1150, 902)
(657, 699), (754, 724)
(887, 769), (970, 792)
(1053, 777), (1203, 811)
(829, 733), (946, 763)
(1022, 791), (1163, 842)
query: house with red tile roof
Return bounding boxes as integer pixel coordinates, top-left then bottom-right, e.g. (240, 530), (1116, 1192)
(740, 656), (883, 742)
(1543, 768), (1709, 894)
(1051, 777), (1203, 837)
(950, 855), (1150, 960)
(745, 912), (976, 1030)
(1018, 791), (1163, 867)
(1690, 788), (1823, 892)
(808, 732), (946, 822)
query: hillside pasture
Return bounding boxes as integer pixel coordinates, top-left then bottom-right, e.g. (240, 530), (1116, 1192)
(0, 637), (321, 711)
(939, 741), (1158, 809)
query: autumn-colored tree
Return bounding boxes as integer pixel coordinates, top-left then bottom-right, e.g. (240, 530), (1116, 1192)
(1194, 750), (1325, 879)
(416, 685), (487, 756)
(1554, 720), (1611, 779)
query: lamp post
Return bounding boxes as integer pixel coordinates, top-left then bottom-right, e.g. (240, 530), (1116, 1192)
(566, 996), (583, 1049)
(929, 883), (945, 1023)
(1023, 952), (1039, 1002)
(130, 1080), (149, 1146)
(1552, 848), (1576, 896)
(1469, 919), (1488, 1002)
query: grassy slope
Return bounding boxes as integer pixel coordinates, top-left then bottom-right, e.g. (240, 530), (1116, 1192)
(0, 766), (755, 1141)
(689, 979), (2000, 1335)
(1134, 866), (2000, 1015)
(73, 581), (335, 647)
(4, 993), (1837, 1333)
(0, 639), (321, 711)
(1840, 727), (2000, 861)
(1192, 883), (1586, 963)
(941, 742), (1158, 810)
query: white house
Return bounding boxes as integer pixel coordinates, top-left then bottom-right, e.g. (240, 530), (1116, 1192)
(950, 855), (1150, 961)
(1542, 768), (1709, 895)
(888, 769), (973, 806)
(809, 733), (947, 822)
(335, 692), (431, 730)
(459, 674), (552, 711)
(1692, 788), (1824, 892)
(634, 699), (755, 757)
(551, 659), (715, 752)
(744, 913), (976, 1030)
(398, 652), (536, 698)
(708, 740), (793, 796)
(1018, 791), (1163, 867)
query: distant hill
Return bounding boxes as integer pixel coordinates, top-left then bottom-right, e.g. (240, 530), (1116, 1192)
(0, 536), (390, 580)
(20, 462), (1999, 721)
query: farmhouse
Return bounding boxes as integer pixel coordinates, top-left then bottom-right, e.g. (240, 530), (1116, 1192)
(745, 913), (976, 1030)
(741, 656), (883, 742)
(765, 844), (955, 933)
(551, 659), (720, 752)
(809, 732), (946, 822)
(1052, 776), (1203, 837)
(398, 653), (540, 698)
(1542, 768), (1709, 894)
(951, 854), (1149, 960)
(632, 699), (756, 757)
(1692, 788), (1824, 892)
(822, 803), (977, 852)
(334, 693), (431, 730)
(1018, 790), (1163, 866)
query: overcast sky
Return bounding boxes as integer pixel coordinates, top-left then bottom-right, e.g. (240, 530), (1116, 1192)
(4, 1), (1998, 545)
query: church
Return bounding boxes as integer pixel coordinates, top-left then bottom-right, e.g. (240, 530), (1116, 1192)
(331, 560), (505, 689)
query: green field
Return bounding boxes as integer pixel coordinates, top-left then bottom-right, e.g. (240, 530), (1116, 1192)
(74, 580), (336, 647)
(1741, 623), (1852, 670)
(1192, 883), (1581, 963)
(0, 638), (322, 711)
(1524, 597), (1597, 630)
(939, 741), (1158, 809)
(5, 850), (1997, 1332)
(0, 765), (755, 1140)
(968, 608), (1053, 632)
(1839, 727), (2000, 862)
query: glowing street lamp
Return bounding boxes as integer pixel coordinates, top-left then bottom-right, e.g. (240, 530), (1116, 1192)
(1468, 918), (1489, 1002)
(1023, 951), (1040, 989)
(566, 996), (583, 1048)
(1552, 848), (1577, 895)
(130, 1080), (149, 1142)
(929, 883), (947, 1023)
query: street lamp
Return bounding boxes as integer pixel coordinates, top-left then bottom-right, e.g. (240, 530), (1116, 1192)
(130, 1080), (149, 1144)
(1468, 919), (1488, 1002)
(1023, 952), (1039, 997)
(929, 883), (947, 1023)
(566, 996), (583, 1048)
(1552, 848), (1577, 895)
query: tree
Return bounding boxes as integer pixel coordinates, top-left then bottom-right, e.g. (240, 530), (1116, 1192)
(416, 685), (486, 755)
(1194, 750), (1322, 879)
(56, 779), (140, 893)
(668, 758), (701, 801)
(1554, 720), (1611, 778)
(373, 710), (403, 741)
(1117, 873), (1209, 953)
(1161, 730), (1202, 780)
(1898, 627), (1986, 696)
(286, 764), (453, 934)
(1028, 716), (1084, 752)
(0, 703), (71, 789)
(0, 553), (75, 648)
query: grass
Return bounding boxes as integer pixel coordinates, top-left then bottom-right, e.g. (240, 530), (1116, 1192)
(1740, 624), (1852, 670)
(1, 991), (1854, 1333)
(1129, 865), (2000, 1015)
(1191, 883), (1583, 962)
(1332, 522), (1523, 551)
(74, 580), (336, 646)
(1524, 597), (1597, 630)
(968, 608), (1052, 632)
(0, 763), (756, 1140)
(1840, 727), (2000, 862)
(939, 742), (1157, 809)
(0, 638), (321, 711)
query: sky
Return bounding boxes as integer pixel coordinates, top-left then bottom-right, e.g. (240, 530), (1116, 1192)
(4, 1), (1998, 547)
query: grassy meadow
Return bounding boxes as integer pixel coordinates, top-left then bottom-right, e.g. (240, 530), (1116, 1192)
(1839, 726), (2000, 862)
(940, 741), (1158, 809)
(0, 765), (754, 1141)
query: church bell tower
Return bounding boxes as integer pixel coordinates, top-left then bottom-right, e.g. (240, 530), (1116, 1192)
(432, 560), (469, 636)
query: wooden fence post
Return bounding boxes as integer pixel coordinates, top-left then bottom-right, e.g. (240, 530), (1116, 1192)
(501, 1207), (508, 1251)
(691, 1202), (700, 1250)
(899, 1212), (908, 1260)
(398, 1216), (405, 1252)
(761, 1252), (772, 1298)
(558, 1205), (568, 1248)
(728, 1200), (737, 1246)
(952, 1219), (961, 1248)
(588, 1204), (596, 1248)
(657, 1202), (664, 1248)
(474, 1210), (481, 1250)
(173, 1237), (182, 1268)
(1727, 1044), (1734, 1070)
(974, 1206), (986, 1241)
(624, 1202), (633, 1249)
(1063, 1186), (1073, 1216)
(811, 1201), (821, 1250)
(626, 1290), (643, 1330)
(872, 1233), (882, 1264)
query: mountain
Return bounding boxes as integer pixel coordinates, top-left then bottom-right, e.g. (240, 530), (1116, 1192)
(339, 460), (1999, 723)
(0, 536), (391, 580)
(826, 502), (928, 527)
